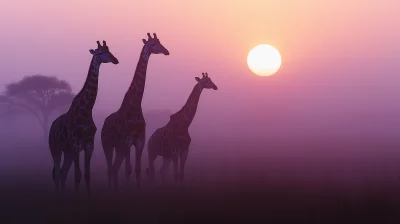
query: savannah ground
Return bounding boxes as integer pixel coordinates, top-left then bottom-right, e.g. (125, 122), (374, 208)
(1, 133), (400, 223)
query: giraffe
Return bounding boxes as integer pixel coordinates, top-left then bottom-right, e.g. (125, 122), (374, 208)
(48, 40), (119, 195)
(101, 33), (169, 189)
(146, 72), (218, 184)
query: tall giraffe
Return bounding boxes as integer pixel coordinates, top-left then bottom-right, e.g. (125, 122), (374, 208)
(101, 33), (169, 189)
(48, 41), (119, 195)
(146, 73), (218, 183)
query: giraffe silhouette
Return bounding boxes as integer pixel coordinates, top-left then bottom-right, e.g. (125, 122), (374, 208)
(48, 41), (119, 195)
(146, 72), (218, 184)
(101, 33), (169, 189)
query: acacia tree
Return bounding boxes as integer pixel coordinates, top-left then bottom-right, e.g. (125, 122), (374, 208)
(0, 74), (75, 139)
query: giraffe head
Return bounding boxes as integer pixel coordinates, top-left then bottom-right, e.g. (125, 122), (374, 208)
(89, 40), (119, 64)
(195, 73), (218, 90)
(142, 33), (170, 56)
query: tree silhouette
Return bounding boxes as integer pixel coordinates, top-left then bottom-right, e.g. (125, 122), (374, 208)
(0, 74), (75, 139)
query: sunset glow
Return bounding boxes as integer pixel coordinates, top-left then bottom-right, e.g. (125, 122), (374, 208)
(0, 0), (400, 221)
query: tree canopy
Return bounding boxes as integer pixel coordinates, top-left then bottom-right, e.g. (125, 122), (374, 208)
(0, 74), (75, 138)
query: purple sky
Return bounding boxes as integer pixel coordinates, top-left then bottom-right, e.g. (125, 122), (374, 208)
(0, 0), (399, 139)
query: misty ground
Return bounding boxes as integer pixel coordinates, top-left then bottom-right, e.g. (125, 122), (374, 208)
(1, 133), (400, 223)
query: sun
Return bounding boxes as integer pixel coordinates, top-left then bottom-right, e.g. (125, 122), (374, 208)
(247, 44), (282, 76)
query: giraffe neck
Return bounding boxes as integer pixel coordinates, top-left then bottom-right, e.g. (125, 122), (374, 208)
(118, 45), (150, 113)
(169, 83), (203, 128)
(68, 55), (101, 114)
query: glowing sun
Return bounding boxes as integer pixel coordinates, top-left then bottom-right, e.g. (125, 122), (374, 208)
(247, 44), (282, 76)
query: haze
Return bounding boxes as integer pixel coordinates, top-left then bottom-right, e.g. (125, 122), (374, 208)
(0, 0), (399, 193)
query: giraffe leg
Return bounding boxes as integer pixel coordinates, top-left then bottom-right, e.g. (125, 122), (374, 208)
(124, 149), (132, 186)
(160, 156), (171, 184)
(73, 152), (81, 194)
(102, 143), (114, 189)
(51, 148), (62, 193)
(84, 141), (94, 197)
(134, 137), (145, 189)
(112, 149), (125, 190)
(146, 146), (158, 182)
(179, 150), (189, 184)
(172, 156), (179, 184)
(60, 152), (74, 192)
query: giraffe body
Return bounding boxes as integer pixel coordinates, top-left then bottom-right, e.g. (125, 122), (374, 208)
(148, 125), (191, 158)
(146, 73), (218, 183)
(101, 33), (169, 189)
(49, 112), (97, 153)
(48, 41), (119, 195)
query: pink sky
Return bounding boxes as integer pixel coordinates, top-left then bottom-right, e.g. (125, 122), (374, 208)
(0, 0), (399, 138)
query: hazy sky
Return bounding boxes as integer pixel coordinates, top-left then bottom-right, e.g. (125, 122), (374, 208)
(0, 0), (399, 138)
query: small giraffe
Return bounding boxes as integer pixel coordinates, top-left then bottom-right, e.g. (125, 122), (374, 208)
(146, 72), (218, 184)
(49, 41), (119, 195)
(101, 33), (169, 189)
